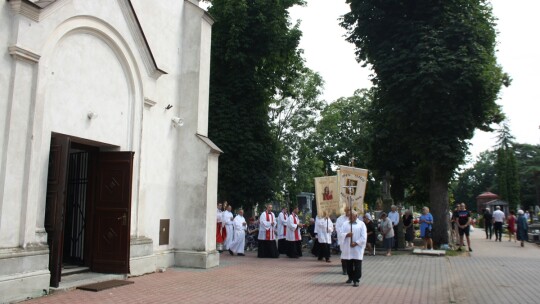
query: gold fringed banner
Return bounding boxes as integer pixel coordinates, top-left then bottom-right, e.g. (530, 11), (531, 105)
(338, 166), (369, 214)
(314, 176), (340, 217)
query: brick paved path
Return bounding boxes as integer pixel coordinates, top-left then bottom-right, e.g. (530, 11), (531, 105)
(22, 229), (539, 304)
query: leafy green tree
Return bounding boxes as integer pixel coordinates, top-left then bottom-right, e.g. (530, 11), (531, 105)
(269, 67), (325, 200)
(452, 151), (497, 208)
(495, 122), (520, 210)
(309, 89), (380, 208)
(513, 143), (540, 210)
(207, 0), (305, 208)
(341, 0), (507, 245)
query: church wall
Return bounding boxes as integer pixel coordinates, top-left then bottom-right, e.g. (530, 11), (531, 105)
(0, 0), (218, 301)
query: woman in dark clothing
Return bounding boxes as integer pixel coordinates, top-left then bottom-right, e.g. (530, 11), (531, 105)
(402, 210), (415, 248)
(363, 214), (376, 256)
(516, 210), (528, 247)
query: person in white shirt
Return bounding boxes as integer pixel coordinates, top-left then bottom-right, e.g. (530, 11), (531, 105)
(316, 211), (333, 262)
(258, 204), (279, 258)
(285, 206), (304, 258)
(277, 207), (288, 255)
(222, 203), (234, 250)
(338, 210), (367, 287)
(492, 206), (505, 242)
(335, 207), (351, 275)
(388, 205), (400, 250)
(229, 208), (247, 256)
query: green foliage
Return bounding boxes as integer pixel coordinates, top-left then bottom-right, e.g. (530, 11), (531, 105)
(341, 0), (506, 245)
(452, 150), (497, 207)
(514, 143), (540, 209)
(208, 0), (305, 208)
(495, 122), (520, 210)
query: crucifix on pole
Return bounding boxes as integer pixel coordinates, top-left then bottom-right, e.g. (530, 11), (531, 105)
(343, 184), (357, 246)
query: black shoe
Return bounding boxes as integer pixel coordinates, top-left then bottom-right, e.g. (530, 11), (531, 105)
(229, 249), (234, 256)
(353, 281), (358, 287)
(238, 253), (245, 256)
(318, 258), (323, 261)
(468, 248), (473, 252)
(346, 279), (352, 284)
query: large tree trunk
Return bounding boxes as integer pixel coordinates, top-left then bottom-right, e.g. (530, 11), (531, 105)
(429, 163), (450, 246)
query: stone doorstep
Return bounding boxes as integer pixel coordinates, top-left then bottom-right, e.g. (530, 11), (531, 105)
(50, 272), (127, 293)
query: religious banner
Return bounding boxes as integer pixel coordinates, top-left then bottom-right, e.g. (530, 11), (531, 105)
(338, 166), (369, 214)
(314, 176), (340, 217)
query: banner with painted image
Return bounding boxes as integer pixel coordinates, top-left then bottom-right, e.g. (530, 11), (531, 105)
(338, 166), (368, 214)
(314, 176), (340, 217)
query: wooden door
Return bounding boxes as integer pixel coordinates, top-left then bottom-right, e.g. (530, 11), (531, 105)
(45, 135), (70, 287)
(91, 152), (134, 273)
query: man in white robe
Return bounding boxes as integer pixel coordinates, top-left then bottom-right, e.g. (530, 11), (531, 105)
(316, 211), (333, 262)
(285, 207), (304, 258)
(258, 204), (279, 258)
(222, 204), (234, 251)
(338, 211), (367, 287)
(335, 207), (351, 275)
(229, 208), (247, 256)
(277, 207), (288, 255)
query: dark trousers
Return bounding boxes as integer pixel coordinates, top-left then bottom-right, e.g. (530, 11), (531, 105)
(485, 223), (493, 239)
(286, 240), (302, 258)
(278, 238), (287, 254)
(341, 259), (347, 274)
(494, 222), (503, 241)
(311, 239), (320, 256)
(346, 259), (362, 283)
(318, 243), (330, 261)
(393, 225), (398, 249)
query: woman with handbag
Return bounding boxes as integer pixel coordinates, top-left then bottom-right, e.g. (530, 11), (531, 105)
(419, 206), (434, 250)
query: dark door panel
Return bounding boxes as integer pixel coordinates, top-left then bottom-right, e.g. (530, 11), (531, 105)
(91, 152), (134, 274)
(45, 135), (70, 287)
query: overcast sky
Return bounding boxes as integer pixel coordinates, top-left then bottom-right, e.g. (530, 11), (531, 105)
(288, 0), (540, 162)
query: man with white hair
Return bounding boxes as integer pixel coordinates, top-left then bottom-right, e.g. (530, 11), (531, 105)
(388, 205), (400, 250)
(492, 206), (505, 242)
(338, 210), (367, 287)
(229, 208), (247, 256)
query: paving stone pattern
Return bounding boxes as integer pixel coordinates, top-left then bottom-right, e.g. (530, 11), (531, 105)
(23, 230), (539, 304)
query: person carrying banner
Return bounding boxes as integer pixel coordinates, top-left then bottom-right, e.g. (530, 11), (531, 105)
(338, 210), (367, 287)
(316, 211), (333, 262)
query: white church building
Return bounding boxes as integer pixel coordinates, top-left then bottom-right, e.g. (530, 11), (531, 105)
(0, 0), (220, 302)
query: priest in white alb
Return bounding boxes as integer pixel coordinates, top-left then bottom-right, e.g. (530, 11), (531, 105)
(222, 203), (234, 251)
(229, 208), (247, 256)
(335, 206), (351, 275)
(338, 210), (367, 287)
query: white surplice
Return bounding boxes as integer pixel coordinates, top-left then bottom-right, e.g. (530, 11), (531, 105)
(222, 210), (234, 249)
(286, 213), (302, 241)
(338, 219), (367, 260)
(229, 215), (247, 254)
(258, 211), (276, 240)
(316, 217), (333, 244)
(277, 211), (288, 239)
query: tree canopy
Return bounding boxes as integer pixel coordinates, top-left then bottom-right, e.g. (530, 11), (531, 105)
(341, 0), (507, 244)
